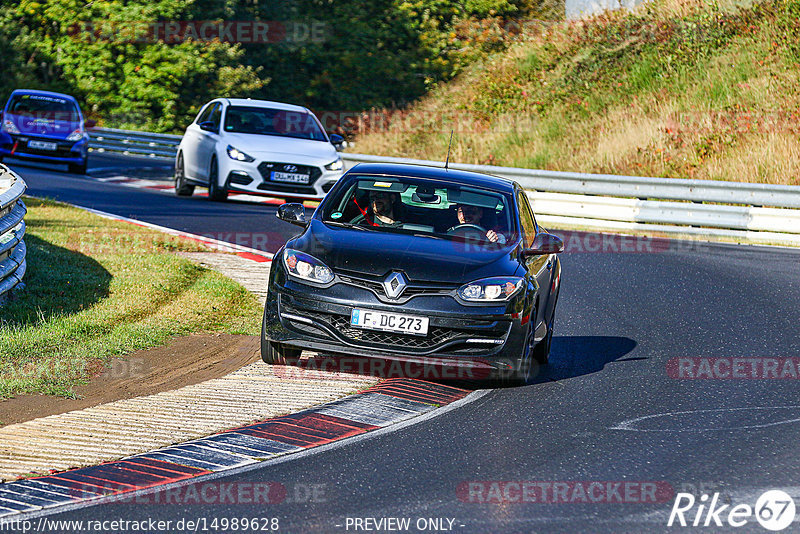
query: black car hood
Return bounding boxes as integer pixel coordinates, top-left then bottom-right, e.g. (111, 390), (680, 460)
(290, 220), (520, 283)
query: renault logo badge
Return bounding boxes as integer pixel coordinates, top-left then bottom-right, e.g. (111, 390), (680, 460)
(383, 272), (408, 299)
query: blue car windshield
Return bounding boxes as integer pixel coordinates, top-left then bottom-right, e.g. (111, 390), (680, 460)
(7, 94), (80, 122)
(322, 175), (516, 244)
(223, 106), (327, 141)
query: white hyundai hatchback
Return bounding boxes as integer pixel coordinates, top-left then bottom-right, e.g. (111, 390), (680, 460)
(175, 98), (345, 201)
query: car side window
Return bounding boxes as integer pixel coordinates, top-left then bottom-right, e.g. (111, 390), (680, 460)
(196, 104), (213, 124)
(517, 190), (537, 247)
(209, 104), (222, 131)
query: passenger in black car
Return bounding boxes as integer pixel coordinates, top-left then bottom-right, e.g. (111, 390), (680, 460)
(452, 204), (506, 244)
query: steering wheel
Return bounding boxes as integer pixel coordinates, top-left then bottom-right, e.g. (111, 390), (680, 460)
(447, 223), (488, 238)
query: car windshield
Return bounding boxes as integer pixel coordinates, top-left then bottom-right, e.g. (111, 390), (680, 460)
(7, 94), (80, 122)
(321, 175), (516, 245)
(223, 106), (327, 141)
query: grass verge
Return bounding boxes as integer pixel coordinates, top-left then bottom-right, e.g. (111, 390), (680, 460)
(0, 197), (262, 399)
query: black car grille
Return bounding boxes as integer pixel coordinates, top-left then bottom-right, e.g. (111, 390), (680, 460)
(257, 162), (322, 194)
(281, 303), (506, 353)
(337, 273), (456, 303)
(328, 314), (461, 349)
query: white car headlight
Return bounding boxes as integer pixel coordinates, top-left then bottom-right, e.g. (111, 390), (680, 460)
(458, 277), (523, 302)
(283, 248), (334, 285)
(66, 129), (84, 142)
(324, 157), (343, 171)
(227, 145), (255, 162)
(2, 120), (20, 135)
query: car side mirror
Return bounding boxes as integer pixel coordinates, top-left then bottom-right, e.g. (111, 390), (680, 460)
(329, 133), (345, 151)
(277, 203), (308, 227)
(523, 233), (564, 256)
(199, 121), (217, 133)
(85, 119), (97, 128)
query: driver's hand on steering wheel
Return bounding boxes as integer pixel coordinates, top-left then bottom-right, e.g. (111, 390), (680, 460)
(486, 230), (506, 244)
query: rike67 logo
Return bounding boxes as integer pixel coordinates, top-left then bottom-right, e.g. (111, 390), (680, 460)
(668, 490), (796, 531)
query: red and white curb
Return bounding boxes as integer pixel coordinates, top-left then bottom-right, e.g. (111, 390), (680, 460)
(90, 172), (320, 209)
(0, 380), (474, 517)
(77, 205), (273, 263)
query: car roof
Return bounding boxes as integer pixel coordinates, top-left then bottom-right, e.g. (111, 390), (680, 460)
(346, 162), (517, 193)
(8, 89), (79, 103)
(222, 98), (309, 113)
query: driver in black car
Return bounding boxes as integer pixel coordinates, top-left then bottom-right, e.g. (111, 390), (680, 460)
(453, 204), (506, 244)
(363, 190), (403, 227)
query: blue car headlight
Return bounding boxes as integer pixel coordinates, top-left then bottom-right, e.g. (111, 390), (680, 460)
(458, 277), (524, 302)
(66, 129), (84, 142)
(283, 248), (334, 285)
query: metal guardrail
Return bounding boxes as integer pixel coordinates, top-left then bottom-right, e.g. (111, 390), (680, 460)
(0, 165), (27, 304)
(342, 153), (800, 246)
(87, 127), (800, 246)
(342, 153), (800, 209)
(89, 127), (181, 159)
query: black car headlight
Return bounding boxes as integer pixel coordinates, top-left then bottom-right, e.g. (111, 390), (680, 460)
(283, 248), (334, 285)
(458, 277), (524, 302)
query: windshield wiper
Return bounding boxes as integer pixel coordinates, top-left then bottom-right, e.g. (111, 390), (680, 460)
(324, 221), (367, 231)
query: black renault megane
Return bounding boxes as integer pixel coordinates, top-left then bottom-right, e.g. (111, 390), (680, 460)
(262, 162), (563, 383)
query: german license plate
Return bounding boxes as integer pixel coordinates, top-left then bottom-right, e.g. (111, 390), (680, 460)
(28, 140), (57, 151)
(271, 171), (309, 184)
(350, 308), (429, 336)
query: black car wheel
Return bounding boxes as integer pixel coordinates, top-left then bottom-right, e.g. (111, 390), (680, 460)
(207, 158), (228, 201)
(260, 309), (301, 365)
(174, 153), (195, 196)
(533, 294), (558, 365)
(68, 160), (87, 174)
(496, 324), (535, 387)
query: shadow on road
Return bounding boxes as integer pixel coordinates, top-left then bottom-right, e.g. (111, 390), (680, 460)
(283, 335), (638, 393)
(528, 335), (639, 384)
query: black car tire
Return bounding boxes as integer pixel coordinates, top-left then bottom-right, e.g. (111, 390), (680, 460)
(260, 309), (301, 365)
(533, 294), (558, 365)
(174, 153), (195, 196)
(68, 160), (87, 174)
(207, 158), (228, 201)
(496, 324), (535, 387)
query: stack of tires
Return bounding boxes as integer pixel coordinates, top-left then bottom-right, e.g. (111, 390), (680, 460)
(0, 164), (27, 304)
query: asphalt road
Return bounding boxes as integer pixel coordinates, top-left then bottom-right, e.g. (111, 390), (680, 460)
(8, 152), (303, 253)
(7, 154), (800, 533)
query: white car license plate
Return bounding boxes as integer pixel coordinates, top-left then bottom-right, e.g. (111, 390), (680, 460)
(271, 171), (309, 184)
(29, 140), (57, 151)
(350, 309), (429, 336)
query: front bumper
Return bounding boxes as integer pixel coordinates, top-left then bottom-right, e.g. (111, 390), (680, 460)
(0, 133), (87, 164)
(219, 156), (343, 200)
(264, 268), (529, 371)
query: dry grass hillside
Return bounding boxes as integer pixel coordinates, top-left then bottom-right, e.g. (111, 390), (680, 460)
(354, 0), (800, 185)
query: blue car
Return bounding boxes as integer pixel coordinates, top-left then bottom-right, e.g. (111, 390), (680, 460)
(0, 89), (92, 174)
